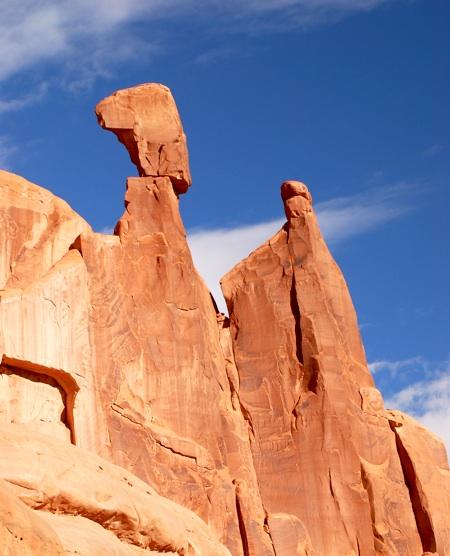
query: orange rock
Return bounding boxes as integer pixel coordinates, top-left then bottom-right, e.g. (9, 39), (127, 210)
(79, 175), (274, 555)
(387, 410), (450, 555)
(0, 422), (231, 555)
(0, 85), (449, 555)
(0, 169), (91, 290)
(221, 179), (450, 555)
(0, 165), (274, 554)
(0, 478), (65, 555)
(95, 83), (191, 194)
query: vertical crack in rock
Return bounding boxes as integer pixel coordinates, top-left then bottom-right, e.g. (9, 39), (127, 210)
(234, 489), (250, 556)
(210, 292), (220, 313)
(389, 422), (437, 553)
(328, 468), (335, 499)
(263, 515), (277, 556)
(290, 270), (320, 396)
(289, 272), (304, 367)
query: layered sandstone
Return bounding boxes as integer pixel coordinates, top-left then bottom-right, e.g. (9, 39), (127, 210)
(0, 85), (449, 556)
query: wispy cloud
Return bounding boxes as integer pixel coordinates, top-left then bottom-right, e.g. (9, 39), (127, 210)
(216, 0), (394, 33)
(421, 144), (444, 159)
(0, 0), (166, 84)
(315, 182), (411, 244)
(188, 183), (411, 311)
(369, 356), (424, 375)
(386, 360), (450, 452)
(0, 82), (49, 114)
(0, 0), (395, 92)
(0, 136), (18, 169)
(188, 218), (284, 311)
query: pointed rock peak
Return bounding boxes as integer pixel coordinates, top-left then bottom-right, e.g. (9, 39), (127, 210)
(280, 180), (313, 219)
(95, 83), (192, 194)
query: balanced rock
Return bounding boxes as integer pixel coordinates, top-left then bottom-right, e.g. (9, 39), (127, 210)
(96, 83), (191, 194)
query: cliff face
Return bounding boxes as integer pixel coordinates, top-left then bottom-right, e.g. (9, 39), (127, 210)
(0, 84), (448, 556)
(221, 180), (450, 555)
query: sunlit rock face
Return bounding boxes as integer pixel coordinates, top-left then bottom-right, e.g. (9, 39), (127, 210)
(95, 83), (192, 194)
(0, 84), (448, 555)
(221, 180), (450, 555)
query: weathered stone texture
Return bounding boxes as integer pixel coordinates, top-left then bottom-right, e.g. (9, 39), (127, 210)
(96, 83), (191, 194)
(0, 87), (448, 555)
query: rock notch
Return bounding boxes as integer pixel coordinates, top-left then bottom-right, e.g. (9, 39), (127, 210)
(96, 83), (191, 194)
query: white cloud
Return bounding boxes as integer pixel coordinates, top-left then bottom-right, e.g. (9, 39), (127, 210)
(0, 82), (49, 114)
(188, 218), (284, 312)
(369, 356), (424, 375)
(188, 183), (411, 312)
(0, 0), (165, 83)
(386, 362), (450, 453)
(315, 183), (410, 243)
(0, 0), (394, 87)
(218, 0), (393, 32)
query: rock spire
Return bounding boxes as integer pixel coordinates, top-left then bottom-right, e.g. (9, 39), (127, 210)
(96, 83), (191, 194)
(0, 84), (448, 555)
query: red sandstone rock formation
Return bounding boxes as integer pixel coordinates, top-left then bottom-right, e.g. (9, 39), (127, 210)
(96, 83), (191, 194)
(221, 180), (450, 555)
(0, 84), (448, 555)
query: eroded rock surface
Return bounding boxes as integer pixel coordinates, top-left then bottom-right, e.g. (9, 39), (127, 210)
(96, 83), (191, 194)
(0, 423), (231, 556)
(0, 87), (449, 555)
(221, 180), (450, 556)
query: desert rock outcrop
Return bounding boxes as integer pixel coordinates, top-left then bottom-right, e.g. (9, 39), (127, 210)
(0, 84), (449, 555)
(96, 83), (191, 194)
(221, 180), (449, 555)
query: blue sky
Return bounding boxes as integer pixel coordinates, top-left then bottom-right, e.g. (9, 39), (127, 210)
(0, 0), (449, 448)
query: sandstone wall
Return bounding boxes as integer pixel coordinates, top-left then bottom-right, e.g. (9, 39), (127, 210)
(0, 84), (448, 555)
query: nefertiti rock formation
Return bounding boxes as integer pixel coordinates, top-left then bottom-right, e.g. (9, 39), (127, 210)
(0, 83), (448, 555)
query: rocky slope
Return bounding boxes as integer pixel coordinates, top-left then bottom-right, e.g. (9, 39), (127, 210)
(0, 83), (448, 556)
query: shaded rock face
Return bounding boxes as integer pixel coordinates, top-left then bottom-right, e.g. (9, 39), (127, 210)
(0, 85), (449, 556)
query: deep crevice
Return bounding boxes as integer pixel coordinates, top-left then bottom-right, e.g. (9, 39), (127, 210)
(209, 292), (220, 313)
(289, 273), (304, 366)
(389, 422), (436, 553)
(306, 356), (320, 394)
(235, 489), (250, 556)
